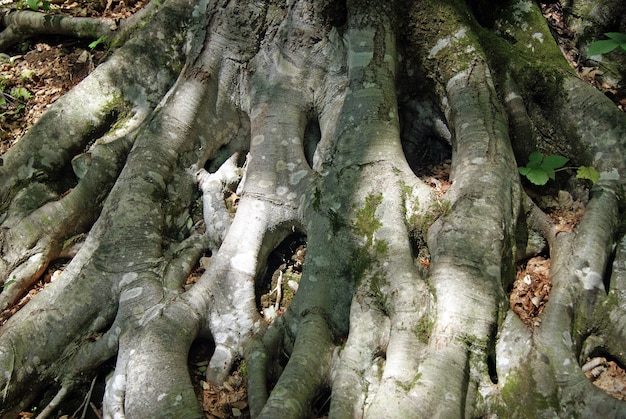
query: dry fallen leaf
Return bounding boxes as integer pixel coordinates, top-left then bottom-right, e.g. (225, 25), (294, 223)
(511, 256), (552, 326)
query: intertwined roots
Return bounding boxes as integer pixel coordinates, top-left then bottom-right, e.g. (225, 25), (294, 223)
(1, 0), (626, 417)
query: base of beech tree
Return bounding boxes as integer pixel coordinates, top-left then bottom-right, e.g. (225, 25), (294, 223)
(1, 0), (626, 418)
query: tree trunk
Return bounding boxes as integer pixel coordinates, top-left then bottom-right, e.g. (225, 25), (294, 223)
(1, 0), (626, 417)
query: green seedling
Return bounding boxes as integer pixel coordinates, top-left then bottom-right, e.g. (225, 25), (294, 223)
(26, 0), (50, 11)
(89, 36), (108, 50)
(11, 87), (32, 100)
(518, 151), (599, 185)
(20, 69), (35, 80)
(588, 33), (626, 56)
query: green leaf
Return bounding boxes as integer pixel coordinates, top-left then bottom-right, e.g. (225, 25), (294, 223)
(20, 69), (35, 80)
(527, 151), (543, 164)
(541, 155), (569, 171)
(518, 167), (531, 176)
(524, 168), (549, 186)
(41, 1), (50, 10)
(588, 39), (619, 56)
(576, 166), (600, 183)
(26, 0), (39, 10)
(605, 33), (626, 44)
(89, 36), (107, 50)
(11, 87), (32, 100)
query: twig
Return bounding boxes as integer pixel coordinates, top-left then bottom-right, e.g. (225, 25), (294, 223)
(90, 401), (103, 419)
(274, 271), (283, 311)
(35, 385), (69, 419)
(74, 375), (97, 419)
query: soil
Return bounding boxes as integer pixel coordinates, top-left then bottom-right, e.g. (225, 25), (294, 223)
(539, 1), (626, 112)
(0, 0), (146, 154)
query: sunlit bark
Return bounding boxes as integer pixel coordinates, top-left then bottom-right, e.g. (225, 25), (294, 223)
(1, 0), (625, 417)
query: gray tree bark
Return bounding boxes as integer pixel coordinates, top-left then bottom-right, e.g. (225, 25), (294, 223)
(1, 0), (626, 417)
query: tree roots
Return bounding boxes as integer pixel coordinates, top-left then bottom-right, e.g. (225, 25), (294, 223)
(1, 0), (626, 417)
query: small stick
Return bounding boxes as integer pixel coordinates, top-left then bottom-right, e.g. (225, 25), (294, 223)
(274, 271), (283, 311)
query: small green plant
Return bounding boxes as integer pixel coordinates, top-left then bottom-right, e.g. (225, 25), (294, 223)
(89, 36), (108, 50)
(518, 151), (600, 186)
(0, 76), (7, 107)
(20, 69), (35, 80)
(11, 87), (32, 100)
(588, 32), (626, 56)
(24, 0), (50, 11)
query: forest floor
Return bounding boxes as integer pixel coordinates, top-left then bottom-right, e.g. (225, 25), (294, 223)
(1, 0), (626, 418)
